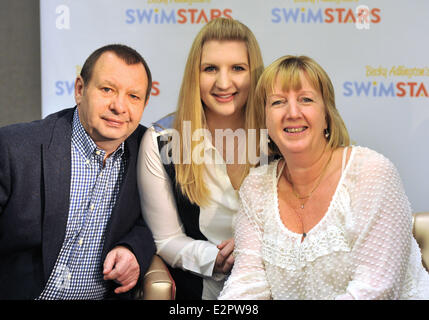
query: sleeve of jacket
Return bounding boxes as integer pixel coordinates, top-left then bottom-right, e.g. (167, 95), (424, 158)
(114, 125), (156, 283)
(115, 214), (156, 283)
(0, 129), (11, 216)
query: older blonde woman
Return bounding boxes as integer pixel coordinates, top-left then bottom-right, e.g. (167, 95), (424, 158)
(137, 18), (265, 300)
(219, 55), (429, 300)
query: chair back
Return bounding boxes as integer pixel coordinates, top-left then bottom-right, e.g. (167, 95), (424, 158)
(412, 212), (429, 272)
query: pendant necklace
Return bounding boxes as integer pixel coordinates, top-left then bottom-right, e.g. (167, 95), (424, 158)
(285, 150), (334, 238)
(286, 149), (333, 209)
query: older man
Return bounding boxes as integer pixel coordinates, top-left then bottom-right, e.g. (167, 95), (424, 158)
(0, 44), (155, 299)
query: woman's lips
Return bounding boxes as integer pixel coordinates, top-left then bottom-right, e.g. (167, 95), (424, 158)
(284, 126), (308, 134)
(212, 92), (236, 103)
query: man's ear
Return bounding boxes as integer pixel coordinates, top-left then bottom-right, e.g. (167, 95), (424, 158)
(74, 76), (85, 105)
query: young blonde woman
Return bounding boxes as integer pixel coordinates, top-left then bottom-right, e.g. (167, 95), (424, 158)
(219, 55), (429, 300)
(137, 18), (265, 300)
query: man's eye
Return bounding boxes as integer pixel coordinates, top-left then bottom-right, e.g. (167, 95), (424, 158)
(130, 94), (140, 100)
(101, 87), (112, 93)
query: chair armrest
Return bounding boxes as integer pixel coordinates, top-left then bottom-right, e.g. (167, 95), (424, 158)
(413, 212), (429, 272)
(134, 255), (176, 300)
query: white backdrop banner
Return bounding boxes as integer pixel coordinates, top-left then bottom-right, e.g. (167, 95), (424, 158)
(40, 0), (429, 212)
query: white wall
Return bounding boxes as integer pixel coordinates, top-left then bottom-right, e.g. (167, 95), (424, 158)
(40, 0), (429, 211)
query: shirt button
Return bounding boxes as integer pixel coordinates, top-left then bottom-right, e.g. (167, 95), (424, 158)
(78, 238), (83, 246)
(85, 160), (90, 165)
(90, 204), (95, 211)
(96, 150), (101, 155)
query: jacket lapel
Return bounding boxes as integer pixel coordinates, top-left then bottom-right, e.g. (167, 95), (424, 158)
(41, 109), (73, 282)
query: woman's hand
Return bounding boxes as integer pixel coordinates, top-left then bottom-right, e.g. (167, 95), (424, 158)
(214, 238), (235, 274)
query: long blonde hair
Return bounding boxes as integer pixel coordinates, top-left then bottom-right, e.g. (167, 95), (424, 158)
(173, 18), (264, 206)
(255, 55), (350, 157)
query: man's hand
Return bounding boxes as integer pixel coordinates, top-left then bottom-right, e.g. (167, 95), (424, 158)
(103, 246), (140, 294)
(214, 238), (235, 274)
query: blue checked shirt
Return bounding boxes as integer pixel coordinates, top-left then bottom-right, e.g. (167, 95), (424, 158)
(38, 109), (127, 300)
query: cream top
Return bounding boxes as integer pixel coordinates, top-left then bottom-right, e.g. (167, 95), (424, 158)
(219, 146), (429, 300)
(137, 126), (239, 299)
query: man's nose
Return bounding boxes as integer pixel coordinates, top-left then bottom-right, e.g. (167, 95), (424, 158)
(109, 93), (126, 114)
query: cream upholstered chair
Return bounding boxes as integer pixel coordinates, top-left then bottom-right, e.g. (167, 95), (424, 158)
(412, 212), (429, 272)
(132, 212), (429, 299)
(134, 255), (175, 300)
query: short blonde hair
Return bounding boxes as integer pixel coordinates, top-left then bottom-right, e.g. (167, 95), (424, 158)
(173, 18), (264, 206)
(255, 55), (350, 156)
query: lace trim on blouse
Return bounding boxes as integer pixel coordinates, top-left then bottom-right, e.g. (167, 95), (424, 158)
(254, 148), (355, 271)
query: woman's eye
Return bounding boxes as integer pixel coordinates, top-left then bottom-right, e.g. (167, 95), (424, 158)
(271, 99), (286, 107)
(233, 65), (245, 71)
(203, 66), (216, 72)
(300, 97), (313, 103)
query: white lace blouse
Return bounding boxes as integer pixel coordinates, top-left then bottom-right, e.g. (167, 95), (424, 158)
(219, 146), (429, 300)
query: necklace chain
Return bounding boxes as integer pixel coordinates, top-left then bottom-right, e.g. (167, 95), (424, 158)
(286, 149), (334, 210)
(282, 149), (334, 240)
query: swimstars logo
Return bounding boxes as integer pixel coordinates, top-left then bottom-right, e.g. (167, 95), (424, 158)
(271, 1), (381, 25)
(343, 65), (429, 98)
(125, 0), (232, 24)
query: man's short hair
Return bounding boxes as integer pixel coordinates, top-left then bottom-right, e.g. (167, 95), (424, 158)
(80, 44), (152, 102)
